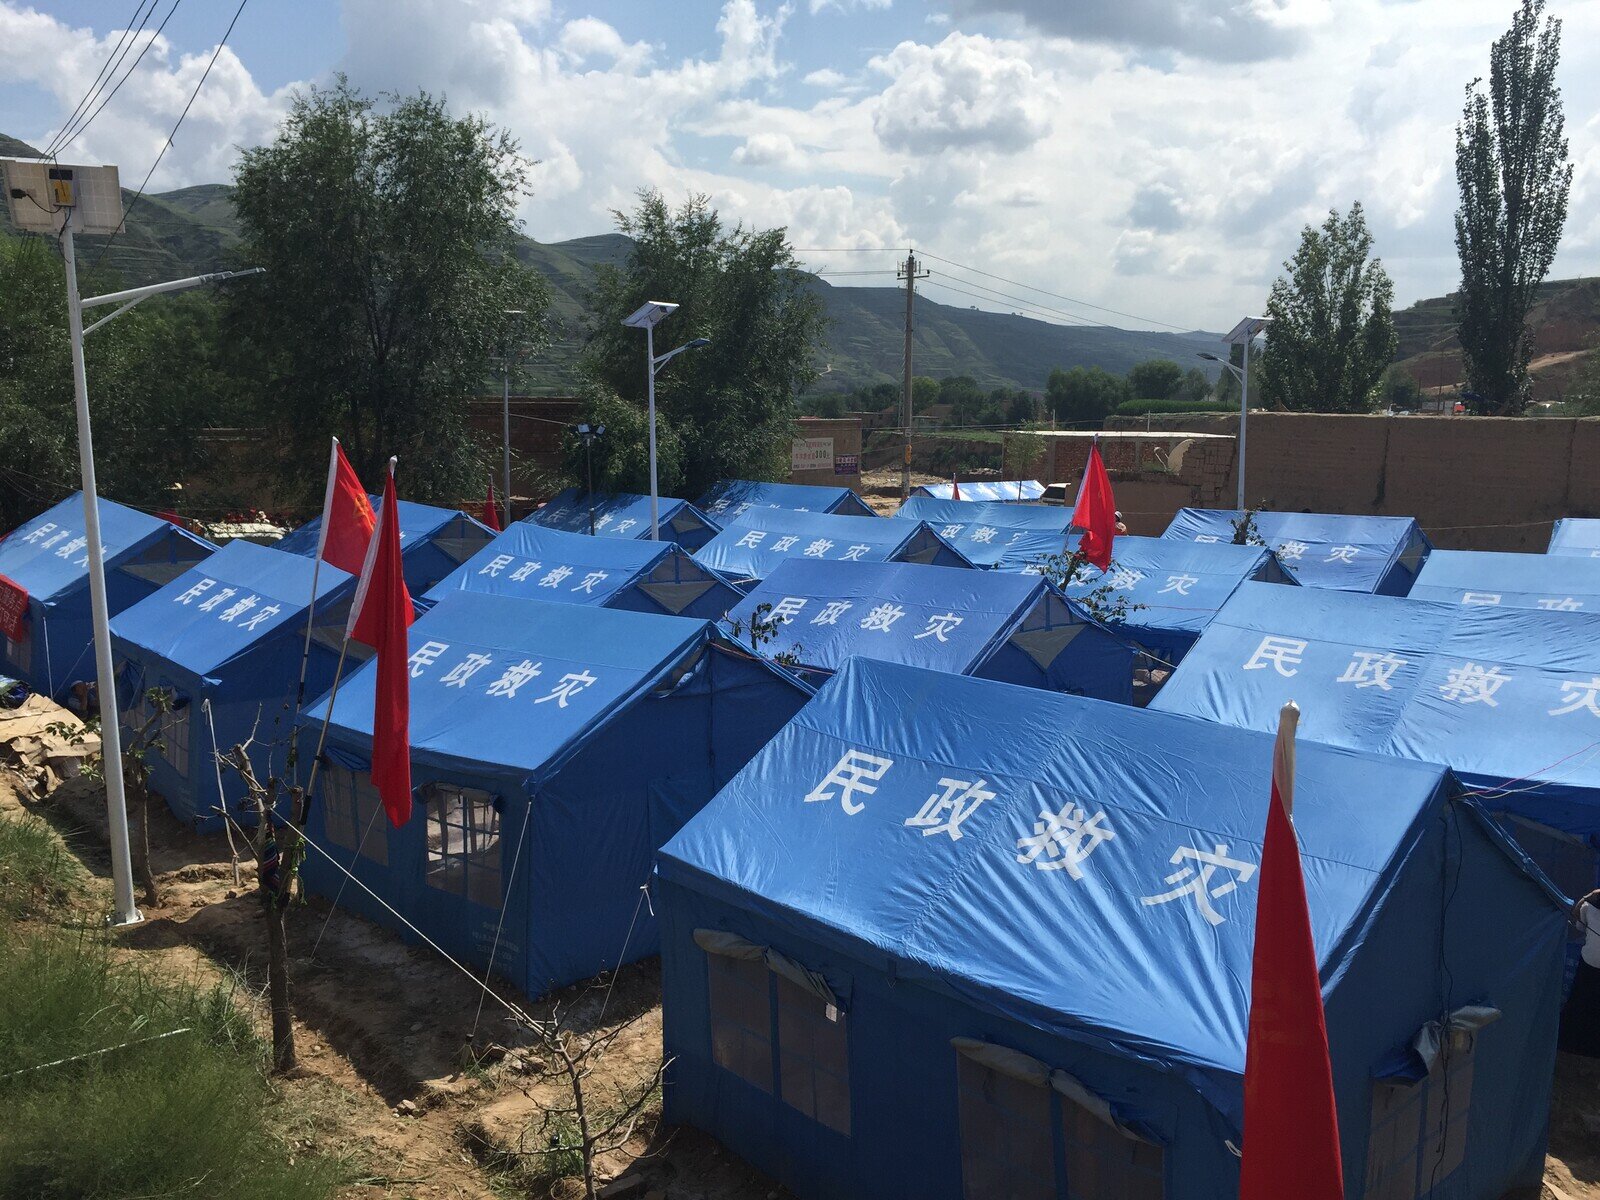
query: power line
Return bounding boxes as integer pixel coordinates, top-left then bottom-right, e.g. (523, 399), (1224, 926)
(56, 1), (186, 159)
(44, 0), (156, 157)
(920, 275), (1100, 329)
(917, 249), (1194, 333)
(88, 0), (251, 278)
(51, 0), (160, 156)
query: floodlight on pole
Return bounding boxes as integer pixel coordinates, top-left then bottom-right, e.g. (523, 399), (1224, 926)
(573, 423), (606, 534)
(621, 302), (708, 541)
(3, 158), (265, 929)
(1217, 317), (1271, 510)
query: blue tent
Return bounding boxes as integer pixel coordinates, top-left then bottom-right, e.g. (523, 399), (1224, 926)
(1059, 536), (1294, 665)
(694, 509), (968, 587)
(892, 498), (1073, 571)
(912, 479), (1045, 502)
(657, 658), (1564, 1200)
(698, 480), (876, 519)
(0, 494), (214, 699)
(423, 524), (740, 622)
(111, 541), (354, 829)
(1163, 508), (1431, 594)
(1410, 548), (1600, 612)
(1548, 518), (1600, 558)
(724, 559), (1134, 702)
(1154, 582), (1600, 893)
(528, 488), (721, 550)
(300, 591), (810, 996)
(277, 499), (494, 597)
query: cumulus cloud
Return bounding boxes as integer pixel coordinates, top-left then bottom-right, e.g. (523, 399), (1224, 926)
(869, 33), (1051, 154)
(951, 0), (1326, 62)
(809, 0), (891, 11)
(732, 131), (804, 167)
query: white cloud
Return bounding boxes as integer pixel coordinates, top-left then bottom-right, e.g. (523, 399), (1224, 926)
(869, 33), (1052, 154)
(809, 0), (891, 11)
(803, 67), (848, 87)
(732, 131), (804, 167)
(557, 18), (652, 70)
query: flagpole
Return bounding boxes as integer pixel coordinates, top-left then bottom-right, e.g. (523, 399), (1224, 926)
(289, 438), (341, 780)
(301, 635), (353, 814)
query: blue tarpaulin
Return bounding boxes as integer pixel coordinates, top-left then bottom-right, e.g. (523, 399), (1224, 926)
(528, 488), (721, 550)
(893, 498), (1073, 570)
(1154, 582), (1600, 879)
(1059, 536), (1294, 664)
(1162, 508), (1431, 594)
(277, 498), (493, 597)
(1549, 518), (1600, 558)
(911, 479), (1045, 501)
(423, 524), (741, 621)
(694, 509), (968, 586)
(657, 658), (1564, 1200)
(299, 591), (809, 995)
(1410, 548), (1600, 612)
(723, 558), (1134, 702)
(698, 480), (876, 519)
(0, 494), (214, 698)
(111, 540), (354, 828)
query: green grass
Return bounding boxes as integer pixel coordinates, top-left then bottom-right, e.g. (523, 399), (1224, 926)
(0, 814), (80, 921)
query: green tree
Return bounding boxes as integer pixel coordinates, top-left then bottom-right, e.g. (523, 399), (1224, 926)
(228, 78), (547, 501)
(1566, 351), (1600, 416)
(0, 236), (225, 530)
(939, 375), (987, 425)
(1213, 343), (1264, 407)
(581, 190), (827, 498)
(1000, 389), (1040, 425)
(1380, 365), (1424, 411)
(1454, 0), (1572, 415)
(1172, 366), (1213, 404)
(560, 385), (684, 496)
(800, 393), (847, 418)
(1046, 366), (1129, 428)
(1126, 358), (1184, 401)
(1260, 203), (1396, 413)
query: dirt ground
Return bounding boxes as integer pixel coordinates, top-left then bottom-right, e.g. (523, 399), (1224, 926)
(4, 732), (1599, 1200)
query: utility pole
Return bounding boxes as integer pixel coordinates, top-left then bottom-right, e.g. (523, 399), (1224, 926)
(898, 250), (928, 500)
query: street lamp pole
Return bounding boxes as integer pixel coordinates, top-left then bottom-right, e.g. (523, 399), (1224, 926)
(1211, 317), (1271, 510)
(622, 302), (709, 541)
(500, 309), (524, 527)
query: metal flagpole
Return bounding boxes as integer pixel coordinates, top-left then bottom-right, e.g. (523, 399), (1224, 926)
(288, 438), (340, 779)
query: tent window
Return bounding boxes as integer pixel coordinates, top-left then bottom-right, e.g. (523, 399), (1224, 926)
(1364, 1031), (1478, 1200)
(424, 784), (501, 908)
(706, 952), (773, 1094)
(124, 687), (186, 778)
(957, 1053), (1054, 1200)
(1061, 1099), (1164, 1200)
(775, 973), (850, 1135)
(163, 700), (189, 778)
(3, 626), (28, 672)
(323, 767), (388, 865)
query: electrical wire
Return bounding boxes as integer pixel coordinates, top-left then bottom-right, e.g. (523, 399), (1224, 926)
(43, 0), (156, 157)
(49, 0), (160, 156)
(920, 275), (1101, 329)
(917, 249), (1196, 333)
(55, 0), (186, 159)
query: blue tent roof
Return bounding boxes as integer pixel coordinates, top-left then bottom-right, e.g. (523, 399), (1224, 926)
(111, 540), (352, 678)
(422, 524), (738, 621)
(528, 488), (720, 549)
(912, 479), (1045, 501)
(1162, 508), (1431, 594)
(305, 591), (728, 780)
(1409, 548), (1600, 612)
(277, 497), (486, 557)
(723, 558), (1134, 700)
(276, 498), (494, 594)
(1059, 537), (1293, 661)
(0, 493), (212, 604)
(1549, 518), (1600, 558)
(1153, 582), (1600, 838)
(694, 508), (967, 585)
(659, 656), (1453, 1099)
(697, 480), (875, 519)
(893, 497), (1074, 570)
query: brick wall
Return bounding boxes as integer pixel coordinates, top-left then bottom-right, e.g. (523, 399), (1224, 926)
(466, 396), (582, 512)
(790, 418), (864, 491)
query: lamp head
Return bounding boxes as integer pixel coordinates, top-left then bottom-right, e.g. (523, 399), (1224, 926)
(622, 300), (679, 329)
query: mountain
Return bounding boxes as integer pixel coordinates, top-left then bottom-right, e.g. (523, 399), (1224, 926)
(1, 142), (1219, 393)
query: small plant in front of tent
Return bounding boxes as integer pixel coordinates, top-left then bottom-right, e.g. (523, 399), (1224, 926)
(1032, 550), (1145, 626)
(111, 687), (172, 909)
(1232, 505), (1268, 547)
(725, 602), (805, 669)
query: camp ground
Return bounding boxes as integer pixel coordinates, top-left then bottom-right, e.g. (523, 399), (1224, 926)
(528, 487), (721, 550)
(697, 479), (877, 519)
(110, 540), (354, 829)
(657, 657), (1565, 1200)
(0, 494), (215, 700)
(1162, 508), (1432, 595)
(1548, 518), (1600, 557)
(911, 479), (1046, 502)
(1058, 536), (1295, 665)
(422, 523), (741, 621)
(1153, 582), (1600, 895)
(1409, 548), (1600, 611)
(299, 590), (810, 996)
(276, 497), (494, 596)
(892, 497), (1075, 570)
(724, 558), (1135, 702)
(693, 508), (969, 587)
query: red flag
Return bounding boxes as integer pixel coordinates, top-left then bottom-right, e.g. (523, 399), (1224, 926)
(1240, 701), (1344, 1200)
(1070, 439), (1117, 570)
(347, 462), (415, 826)
(315, 439), (377, 577)
(482, 480), (502, 532)
(950, 474), (961, 501)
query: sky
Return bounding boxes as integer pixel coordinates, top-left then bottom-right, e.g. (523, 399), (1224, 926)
(2, 0), (1599, 334)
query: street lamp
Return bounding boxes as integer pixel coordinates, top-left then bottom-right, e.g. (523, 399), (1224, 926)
(572, 423), (606, 534)
(3, 158), (264, 927)
(499, 309), (525, 527)
(621, 300), (710, 540)
(1200, 314), (1270, 510)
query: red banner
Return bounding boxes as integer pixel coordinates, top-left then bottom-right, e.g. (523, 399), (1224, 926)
(0, 573), (29, 642)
